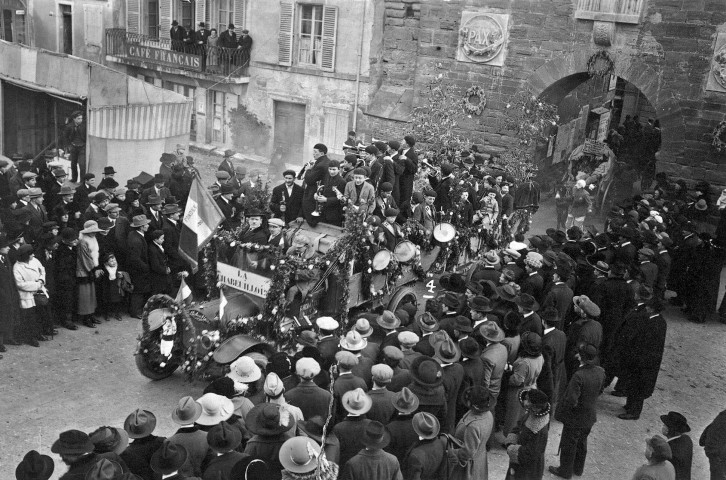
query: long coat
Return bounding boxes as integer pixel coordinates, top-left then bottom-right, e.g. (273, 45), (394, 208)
(620, 312), (666, 399)
(451, 410), (493, 480)
(403, 437), (446, 480)
(126, 230), (151, 294)
(13, 258), (45, 308)
(505, 413), (549, 480)
(0, 254), (20, 338)
(148, 242), (171, 295)
(555, 363), (605, 429)
(269, 182), (304, 224)
(302, 155), (330, 219)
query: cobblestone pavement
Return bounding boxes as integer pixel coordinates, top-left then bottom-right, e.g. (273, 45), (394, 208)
(1, 201), (724, 479)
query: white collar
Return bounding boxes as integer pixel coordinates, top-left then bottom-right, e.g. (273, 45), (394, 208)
(544, 326), (556, 335)
(523, 311), (533, 318)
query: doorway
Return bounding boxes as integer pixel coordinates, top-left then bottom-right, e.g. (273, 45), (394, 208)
(60, 4), (72, 54)
(1, 9), (12, 41)
(273, 101), (306, 166)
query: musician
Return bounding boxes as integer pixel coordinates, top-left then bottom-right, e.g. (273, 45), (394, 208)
(378, 208), (403, 251)
(372, 182), (398, 220)
(429, 163), (455, 212)
(475, 188), (499, 231)
(266, 218), (289, 250)
(400, 191), (423, 222)
(398, 135), (418, 205)
(343, 167), (376, 216)
(413, 188), (437, 241)
(364, 145), (383, 188)
(341, 154), (357, 182)
(270, 170), (303, 224)
(300, 143), (330, 224)
(316, 160), (347, 227)
(344, 130), (358, 149)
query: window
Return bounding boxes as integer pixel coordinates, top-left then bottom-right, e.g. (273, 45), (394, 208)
(574, 0), (646, 24)
(212, 90), (226, 143)
(83, 5), (103, 47)
(278, 2), (337, 71)
(148, 0), (159, 38)
(180, 0), (193, 29)
(217, 0), (233, 34)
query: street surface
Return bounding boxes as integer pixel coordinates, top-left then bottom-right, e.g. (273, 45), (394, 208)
(1, 188), (724, 479)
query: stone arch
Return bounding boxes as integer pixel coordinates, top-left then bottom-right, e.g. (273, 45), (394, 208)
(524, 50), (687, 167)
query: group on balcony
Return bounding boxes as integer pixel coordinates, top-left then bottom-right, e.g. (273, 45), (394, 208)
(169, 20), (252, 74)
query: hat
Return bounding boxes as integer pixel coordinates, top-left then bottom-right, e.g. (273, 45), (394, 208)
(93, 191), (109, 202)
(171, 396), (202, 425)
(397, 331), (419, 347)
(454, 315), (472, 333)
(335, 350), (359, 369)
(441, 291), (461, 309)
(84, 459), (123, 480)
(295, 358), (321, 379)
(520, 388), (551, 416)
(15, 450), (54, 480)
(372, 364), (394, 384)
(342, 388), (372, 415)
(208, 421), (243, 453)
(52, 168), (67, 178)
(502, 248), (521, 259)
(594, 261), (609, 274)
(196, 393), (234, 426)
(97, 218), (114, 231)
(411, 191), (425, 204)
(296, 416), (328, 444)
(577, 343), (598, 363)
(409, 356), (443, 387)
(547, 229), (567, 244)
(391, 387), (420, 414)
(478, 321), (504, 343)
(514, 293), (539, 311)
(228, 356), (262, 383)
(573, 295), (601, 317)
(520, 332), (543, 357)
(28, 188), (44, 198)
(647, 435), (673, 462)
(145, 195), (162, 206)
(468, 295), (492, 312)
(22, 171), (38, 180)
(51, 430), (95, 454)
(220, 183), (235, 195)
(423, 187), (437, 198)
(542, 251), (558, 267)
(89, 426), (129, 455)
(59, 185), (76, 196)
(123, 409), (157, 438)
(377, 310), (401, 330)
(279, 437), (321, 474)
(660, 411), (691, 434)
(268, 217), (285, 228)
(264, 372), (285, 397)
(16, 188), (30, 198)
(484, 250), (500, 266)
(103, 203), (121, 213)
(417, 312), (440, 332)
(412, 412), (440, 439)
(161, 204), (181, 215)
(150, 441), (188, 475)
(695, 199), (708, 211)
(316, 316), (339, 331)
(384, 207), (399, 217)
(463, 385), (493, 411)
(246, 403), (296, 436)
(224, 149), (236, 157)
(340, 330), (367, 351)
(216, 170), (231, 180)
(458, 337), (481, 359)
(525, 251), (543, 268)
(638, 247), (654, 259)
(382, 346), (404, 361)
(354, 318), (374, 337)
(441, 163), (455, 176)
(428, 330), (450, 348)
(380, 182), (393, 192)
(130, 215), (150, 228)
(296, 330), (318, 347)
(361, 420), (391, 449)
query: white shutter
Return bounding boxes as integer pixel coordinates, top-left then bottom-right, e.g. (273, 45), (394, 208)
(278, 1), (294, 66)
(195, 0), (207, 27)
(127, 0), (140, 33)
(320, 5), (337, 72)
(83, 5), (104, 47)
(159, 0), (172, 39)
(233, 0), (246, 35)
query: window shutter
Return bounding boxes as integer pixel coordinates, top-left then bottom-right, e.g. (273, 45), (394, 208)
(127, 0), (140, 33)
(233, 0), (246, 35)
(195, 0), (207, 27)
(159, 0), (172, 40)
(320, 5), (337, 72)
(278, 1), (294, 66)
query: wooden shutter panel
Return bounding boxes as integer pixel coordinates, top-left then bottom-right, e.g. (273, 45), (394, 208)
(195, 0), (207, 27)
(320, 5), (337, 72)
(127, 0), (140, 33)
(278, 1), (294, 66)
(159, 0), (172, 39)
(233, 0), (246, 35)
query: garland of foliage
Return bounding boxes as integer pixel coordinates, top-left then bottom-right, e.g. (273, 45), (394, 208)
(587, 50), (615, 78)
(463, 85), (486, 116)
(711, 120), (726, 153)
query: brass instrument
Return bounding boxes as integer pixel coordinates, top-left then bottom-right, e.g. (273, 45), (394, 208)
(422, 159), (442, 180)
(312, 182), (324, 217)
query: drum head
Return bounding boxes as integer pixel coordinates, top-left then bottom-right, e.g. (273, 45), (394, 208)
(372, 249), (392, 271)
(394, 241), (417, 262)
(433, 223), (456, 243)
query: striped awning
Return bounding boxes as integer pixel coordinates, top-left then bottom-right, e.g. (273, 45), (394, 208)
(88, 102), (193, 140)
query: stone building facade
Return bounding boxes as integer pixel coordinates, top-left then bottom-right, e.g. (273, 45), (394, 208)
(360, 0), (726, 185)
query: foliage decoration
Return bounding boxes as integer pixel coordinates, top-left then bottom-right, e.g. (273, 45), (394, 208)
(587, 50), (615, 78)
(463, 85), (487, 116)
(410, 77), (466, 160)
(503, 92), (560, 147)
(711, 120), (726, 153)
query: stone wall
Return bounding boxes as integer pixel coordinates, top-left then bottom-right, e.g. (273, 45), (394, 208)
(360, 0), (726, 185)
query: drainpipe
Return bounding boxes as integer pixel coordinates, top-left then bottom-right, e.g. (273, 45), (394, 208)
(352, 0), (368, 131)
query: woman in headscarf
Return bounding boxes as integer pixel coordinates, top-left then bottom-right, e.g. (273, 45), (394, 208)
(77, 220), (103, 327)
(505, 389), (551, 480)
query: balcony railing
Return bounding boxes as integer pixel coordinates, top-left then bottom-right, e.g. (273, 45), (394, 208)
(106, 28), (249, 78)
(574, 0), (645, 24)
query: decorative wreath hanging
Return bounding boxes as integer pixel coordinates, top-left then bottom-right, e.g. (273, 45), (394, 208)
(587, 50), (615, 77)
(463, 86), (487, 116)
(712, 120), (726, 153)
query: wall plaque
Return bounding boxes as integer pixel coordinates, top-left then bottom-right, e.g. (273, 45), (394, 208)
(456, 11), (509, 66)
(707, 32), (726, 93)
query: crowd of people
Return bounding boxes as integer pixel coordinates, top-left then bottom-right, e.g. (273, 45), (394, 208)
(168, 21), (252, 74)
(4, 128), (726, 480)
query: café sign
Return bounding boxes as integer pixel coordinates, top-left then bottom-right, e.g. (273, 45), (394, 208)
(457, 11), (510, 66)
(125, 43), (202, 72)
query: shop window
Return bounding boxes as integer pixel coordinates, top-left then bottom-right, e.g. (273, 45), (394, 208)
(574, 0), (646, 24)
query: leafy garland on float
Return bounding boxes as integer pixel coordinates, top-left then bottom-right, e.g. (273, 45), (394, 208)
(463, 85), (486, 116)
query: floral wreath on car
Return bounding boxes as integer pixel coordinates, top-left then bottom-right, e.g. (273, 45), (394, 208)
(463, 86), (487, 116)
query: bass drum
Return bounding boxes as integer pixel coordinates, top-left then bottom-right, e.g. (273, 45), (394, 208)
(372, 249), (393, 271)
(433, 223), (456, 243)
(394, 240), (417, 263)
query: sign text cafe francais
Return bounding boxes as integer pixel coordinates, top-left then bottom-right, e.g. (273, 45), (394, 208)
(125, 43), (202, 72)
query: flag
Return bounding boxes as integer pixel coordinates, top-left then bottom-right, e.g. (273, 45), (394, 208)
(179, 175), (225, 273)
(219, 288), (227, 319)
(175, 276), (193, 306)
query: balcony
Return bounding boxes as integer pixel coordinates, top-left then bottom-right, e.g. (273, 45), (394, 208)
(574, 0), (645, 24)
(105, 29), (250, 84)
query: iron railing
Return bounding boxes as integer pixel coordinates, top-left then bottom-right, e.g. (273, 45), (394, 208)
(106, 28), (249, 77)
